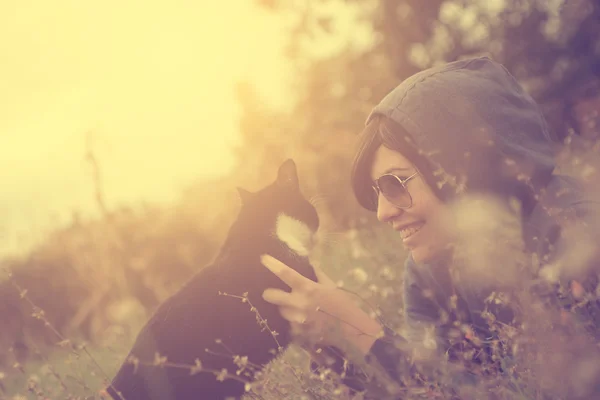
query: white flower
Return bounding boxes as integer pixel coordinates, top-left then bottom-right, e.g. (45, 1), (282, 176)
(349, 267), (368, 283)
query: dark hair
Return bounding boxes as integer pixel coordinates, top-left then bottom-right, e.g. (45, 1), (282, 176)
(351, 114), (443, 211)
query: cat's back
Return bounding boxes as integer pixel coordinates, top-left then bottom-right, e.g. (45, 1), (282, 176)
(129, 251), (267, 347)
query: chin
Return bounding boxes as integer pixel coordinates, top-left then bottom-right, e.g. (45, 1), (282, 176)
(410, 248), (432, 265)
(410, 244), (449, 265)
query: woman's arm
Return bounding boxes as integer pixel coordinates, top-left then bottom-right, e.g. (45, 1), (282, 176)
(309, 327), (423, 397)
(308, 268), (441, 396)
(310, 259), (445, 395)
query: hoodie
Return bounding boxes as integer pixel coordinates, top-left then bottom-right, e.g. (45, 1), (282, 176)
(341, 57), (600, 398)
(367, 56), (558, 207)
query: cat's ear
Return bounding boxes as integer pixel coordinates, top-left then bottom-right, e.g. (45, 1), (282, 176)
(277, 159), (299, 189)
(236, 187), (253, 204)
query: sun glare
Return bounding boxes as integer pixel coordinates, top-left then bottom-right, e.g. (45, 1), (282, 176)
(0, 1), (289, 256)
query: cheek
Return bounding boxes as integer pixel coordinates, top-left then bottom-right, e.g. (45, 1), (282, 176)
(409, 181), (439, 212)
(409, 183), (455, 238)
(411, 191), (443, 221)
(416, 198), (454, 240)
(428, 205), (456, 245)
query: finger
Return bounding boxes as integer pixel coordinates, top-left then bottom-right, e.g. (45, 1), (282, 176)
(262, 288), (308, 309)
(290, 321), (311, 337)
(261, 254), (312, 289)
(278, 306), (308, 325)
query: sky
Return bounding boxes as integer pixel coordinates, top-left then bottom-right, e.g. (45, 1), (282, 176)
(0, 1), (291, 256)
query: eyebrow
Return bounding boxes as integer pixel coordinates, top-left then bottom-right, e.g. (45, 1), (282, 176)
(382, 167), (411, 174)
(370, 167), (412, 182)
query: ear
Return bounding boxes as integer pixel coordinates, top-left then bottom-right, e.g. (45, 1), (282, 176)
(236, 187), (253, 204)
(277, 159), (299, 189)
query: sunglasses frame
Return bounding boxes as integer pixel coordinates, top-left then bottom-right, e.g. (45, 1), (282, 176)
(372, 171), (420, 210)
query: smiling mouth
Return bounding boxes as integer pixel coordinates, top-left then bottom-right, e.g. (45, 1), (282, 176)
(396, 222), (425, 240)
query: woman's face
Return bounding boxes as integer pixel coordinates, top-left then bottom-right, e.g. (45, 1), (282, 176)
(370, 145), (453, 264)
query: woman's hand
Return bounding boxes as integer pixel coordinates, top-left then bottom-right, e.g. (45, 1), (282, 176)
(260, 254), (382, 355)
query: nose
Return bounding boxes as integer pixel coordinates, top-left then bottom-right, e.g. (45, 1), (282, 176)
(376, 193), (403, 223)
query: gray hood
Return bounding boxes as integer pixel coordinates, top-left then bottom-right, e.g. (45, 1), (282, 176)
(367, 57), (557, 211)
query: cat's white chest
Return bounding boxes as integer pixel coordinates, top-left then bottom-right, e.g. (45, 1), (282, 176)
(275, 213), (313, 256)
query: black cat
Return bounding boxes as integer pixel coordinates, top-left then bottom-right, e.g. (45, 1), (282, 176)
(107, 159), (321, 400)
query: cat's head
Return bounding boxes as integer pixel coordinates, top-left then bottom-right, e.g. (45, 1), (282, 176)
(233, 159), (319, 257)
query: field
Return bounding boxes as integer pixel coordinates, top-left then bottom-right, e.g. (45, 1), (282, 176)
(1, 215), (407, 399)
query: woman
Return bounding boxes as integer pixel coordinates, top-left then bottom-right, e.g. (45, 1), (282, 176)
(261, 57), (600, 398)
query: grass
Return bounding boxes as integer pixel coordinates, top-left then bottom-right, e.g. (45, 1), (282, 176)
(3, 198), (600, 399)
(0, 223), (403, 400)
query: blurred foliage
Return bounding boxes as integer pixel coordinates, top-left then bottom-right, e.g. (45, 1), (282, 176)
(243, 0), (600, 224)
(2, 0), (600, 397)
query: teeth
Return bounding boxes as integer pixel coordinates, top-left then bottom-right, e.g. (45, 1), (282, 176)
(400, 223), (424, 239)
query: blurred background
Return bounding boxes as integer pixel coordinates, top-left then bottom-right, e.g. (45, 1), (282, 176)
(1, 0), (599, 397)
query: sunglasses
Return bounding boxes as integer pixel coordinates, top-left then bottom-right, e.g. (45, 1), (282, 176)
(369, 171), (419, 211)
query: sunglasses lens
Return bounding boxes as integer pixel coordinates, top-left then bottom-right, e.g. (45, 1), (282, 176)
(378, 175), (412, 208)
(367, 186), (379, 211)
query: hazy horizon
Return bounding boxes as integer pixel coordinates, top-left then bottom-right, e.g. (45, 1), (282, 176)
(0, 2), (293, 257)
